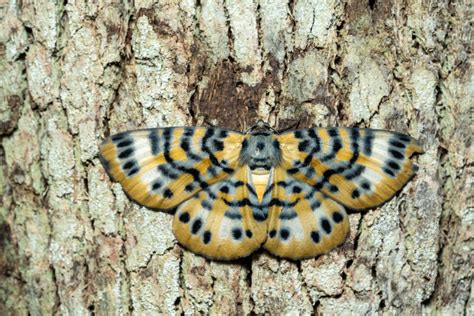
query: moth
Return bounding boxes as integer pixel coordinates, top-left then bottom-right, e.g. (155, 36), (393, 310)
(99, 120), (422, 260)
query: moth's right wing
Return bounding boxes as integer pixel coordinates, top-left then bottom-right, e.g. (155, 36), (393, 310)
(99, 127), (246, 209)
(276, 128), (423, 210)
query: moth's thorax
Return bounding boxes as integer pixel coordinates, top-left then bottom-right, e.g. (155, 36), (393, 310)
(239, 134), (281, 171)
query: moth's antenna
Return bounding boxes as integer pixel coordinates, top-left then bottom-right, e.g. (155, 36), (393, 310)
(277, 119), (301, 134)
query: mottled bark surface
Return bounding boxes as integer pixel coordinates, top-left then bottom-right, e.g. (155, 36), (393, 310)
(0, 1), (472, 314)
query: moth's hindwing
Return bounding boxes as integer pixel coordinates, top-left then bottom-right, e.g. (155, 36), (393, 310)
(172, 167), (268, 260)
(99, 127), (245, 210)
(263, 167), (349, 259)
(276, 128), (423, 209)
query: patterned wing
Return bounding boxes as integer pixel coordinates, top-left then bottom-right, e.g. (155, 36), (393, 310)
(276, 128), (423, 209)
(264, 167), (349, 259)
(99, 127), (245, 210)
(172, 167), (268, 260)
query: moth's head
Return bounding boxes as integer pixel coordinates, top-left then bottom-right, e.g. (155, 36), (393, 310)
(247, 120), (275, 135)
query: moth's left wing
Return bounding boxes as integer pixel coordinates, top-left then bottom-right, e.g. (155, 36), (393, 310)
(276, 128), (423, 209)
(263, 167), (349, 259)
(173, 167), (268, 260)
(99, 127), (245, 209)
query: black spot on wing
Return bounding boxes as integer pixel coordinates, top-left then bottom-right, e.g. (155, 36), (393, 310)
(158, 165), (179, 179)
(224, 210), (242, 220)
(298, 140), (310, 152)
(389, 149), (404, 160)
(288, 168), (299, 174)
(252, 208), (267, 221)
(117, 139), (133, 148)
(233, 180), (245, 187)
(321, 218), (332, 234)
(277, 181), (288, 187)
(279, 209), (298, 220)
(151, 181), (162, 190)
(313, 181), (324, 191)
(332, 212), (344, 223)
(311, 231), (320, 243)
(219, 130), (228, 138)
(220, 185), (229, 193)
(387, 160), (400, 170)
(127, 167), (139, 177)
(328, 128), (338, 137)
(363, 130), (374, 156)
(292, 185), (302, 194)
(333, 140), (342, 153)
(383, 167), (396, 177)
(280, 228), (290, 240)
(180, 138), (190, 152)
(269, 229), (276, 237)
(329, 185), (339, 193)
(201, 200), (212, 210)
(351, 189), (360, 199)
(203, 231), (212, 244)
(310, 200), (321, 209)
(191, 219), (202, 234)
(122, 159), (138, 170)
(111, 132), (127, 142)
(163, 188), (173, 198)
(232, 228), (242, 240)
(149, 130), (160, 155)
(213, 139), (224, 151)
(397, 134), (411, 142)
(246, 230), (253, 238)
(349, 129), (360, 164)
(183, 127), (194, 137)
(118, 148), (134, 159)
(389, 139), (406, 149)
(179, 212), (190, 223)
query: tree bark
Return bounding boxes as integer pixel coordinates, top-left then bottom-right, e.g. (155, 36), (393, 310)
(1, 0), (472, 314)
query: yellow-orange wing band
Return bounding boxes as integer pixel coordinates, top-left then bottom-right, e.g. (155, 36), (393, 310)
(99, 127), (245, 210)
(276, 128), (423, 210)
(263, 167), (349, 259)
(173, 167), (268, 260)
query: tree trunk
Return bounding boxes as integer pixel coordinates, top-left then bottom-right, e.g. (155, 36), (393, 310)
(1, 1), (472, 314)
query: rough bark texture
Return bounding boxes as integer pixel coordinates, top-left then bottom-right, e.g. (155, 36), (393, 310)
(0, 1), (472, 315)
